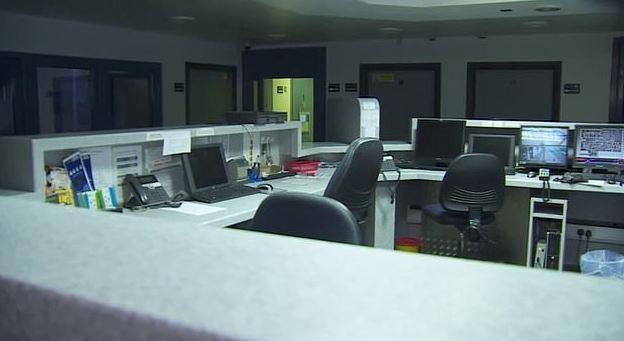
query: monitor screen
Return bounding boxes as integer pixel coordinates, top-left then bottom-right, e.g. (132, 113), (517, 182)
(183, 144), (229, 191)
(468, 134), (516, 168)
(414, 119), (466, 165)
(519, 126), (568, 167)
(574, 126), (624, 167)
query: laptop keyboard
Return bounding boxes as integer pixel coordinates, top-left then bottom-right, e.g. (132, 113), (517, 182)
(193, 184), (260, 204)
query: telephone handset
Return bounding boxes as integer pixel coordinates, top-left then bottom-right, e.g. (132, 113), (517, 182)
(123, 174), (179, 209)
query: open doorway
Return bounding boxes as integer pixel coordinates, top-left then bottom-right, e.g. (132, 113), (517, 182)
(261, 78), (314, 142)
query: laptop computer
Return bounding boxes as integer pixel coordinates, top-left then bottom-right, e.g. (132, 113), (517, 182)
(181, 143), (260, 204)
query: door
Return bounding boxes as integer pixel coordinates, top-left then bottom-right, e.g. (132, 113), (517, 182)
(361, 63), (441, 142)
(0, 57), (24, 135)
(186, 63), (236, 125)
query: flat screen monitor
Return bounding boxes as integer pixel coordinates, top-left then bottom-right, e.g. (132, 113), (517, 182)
(182, 143), (229, 192)
(468, 134), (516, 168)
(574, 125), (624, 169)
(414, 119), (466, 167)
(518, 126), (568, 167)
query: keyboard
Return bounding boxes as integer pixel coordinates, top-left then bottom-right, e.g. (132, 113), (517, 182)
(192, 184), (261, 204)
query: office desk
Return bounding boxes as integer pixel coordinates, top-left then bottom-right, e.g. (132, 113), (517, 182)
(2, 197), (623, 340)
(135, 171), (333, 228)
(130, 167), (624, 265)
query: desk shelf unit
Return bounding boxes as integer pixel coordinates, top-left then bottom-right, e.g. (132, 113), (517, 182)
(526, 198), (568, 271)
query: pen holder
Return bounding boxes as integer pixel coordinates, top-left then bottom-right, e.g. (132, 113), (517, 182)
(247, 167), (262, 182)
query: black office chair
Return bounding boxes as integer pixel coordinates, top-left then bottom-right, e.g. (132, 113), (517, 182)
(250, 192), (361, 245)
(422, 153), (505, 255)
(324, 137), (384, 228)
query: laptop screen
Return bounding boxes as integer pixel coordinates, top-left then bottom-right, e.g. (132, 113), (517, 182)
(184, 144), (229, 191)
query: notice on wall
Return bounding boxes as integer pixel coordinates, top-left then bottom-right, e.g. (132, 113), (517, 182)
(564, 83), (581, 94)
(162, 130), (192, 156)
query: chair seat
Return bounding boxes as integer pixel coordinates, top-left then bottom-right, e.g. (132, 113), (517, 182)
(422, 203), (495, 227)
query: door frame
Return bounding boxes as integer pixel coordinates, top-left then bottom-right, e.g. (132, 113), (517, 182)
(185, 62), (237, 124)
(242, 47), (326, 141)
(609, 37), (624, 123)
(466, 61), (562, 121)
(359, 63), (442, 117)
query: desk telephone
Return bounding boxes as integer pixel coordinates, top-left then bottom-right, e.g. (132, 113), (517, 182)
(123, 174), (181, 209)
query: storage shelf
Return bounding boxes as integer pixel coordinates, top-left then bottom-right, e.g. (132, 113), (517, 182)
(532, 213), (565, 220)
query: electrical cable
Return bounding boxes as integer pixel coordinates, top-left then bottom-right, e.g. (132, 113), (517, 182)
(541, 178), (551, 202)
(380, 167), (401, 205)
(585, 229), (592, 253)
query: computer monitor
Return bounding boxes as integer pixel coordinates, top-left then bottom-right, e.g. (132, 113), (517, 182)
(413, 119), (466, 167)
(182, 143), (229, 193)
(574, 125), (624, 169)
(518, 126), (568, 168)
(468, 134), (516, 168)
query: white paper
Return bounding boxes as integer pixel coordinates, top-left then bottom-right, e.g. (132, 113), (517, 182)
(146, 132), (164, 141)
(162, 130), (191, 156)
(196, 127), (215, 136)
(161, 201), (225, 216)
(144, 146), (182, 172)
(80, 146), (114, 189)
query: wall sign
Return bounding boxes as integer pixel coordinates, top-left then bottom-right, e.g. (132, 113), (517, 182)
(345, 82), (358, 93)
(328, 83), (340, 92)
(174, 82), (185, 92)
(564, 83), (581, 94)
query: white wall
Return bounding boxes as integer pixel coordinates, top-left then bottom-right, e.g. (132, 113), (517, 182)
(262, 32), (622, 123)
(0, 11), (241, 126)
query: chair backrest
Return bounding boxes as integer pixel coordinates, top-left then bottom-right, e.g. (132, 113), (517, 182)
(323, 138), (384, 213)
(250, 192), (361, 245)
(440, 153), (505, 213)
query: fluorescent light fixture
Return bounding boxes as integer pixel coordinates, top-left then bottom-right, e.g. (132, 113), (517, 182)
(169, 15), (196, 23)
(360, 0), (538, 7)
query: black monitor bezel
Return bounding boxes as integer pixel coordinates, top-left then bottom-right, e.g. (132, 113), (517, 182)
(518, 125), (569, 168)
(573, 125), (624, 169)
(413, 119), (466, 166)
(182, 143), (230, 193)
(468, 133), (516, 168)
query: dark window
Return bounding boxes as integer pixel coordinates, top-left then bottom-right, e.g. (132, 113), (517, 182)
(466, 62), (561, 121)
(0, 51), (162, 135)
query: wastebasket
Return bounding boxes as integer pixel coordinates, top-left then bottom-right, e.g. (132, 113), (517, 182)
(580, 250), (624, 279)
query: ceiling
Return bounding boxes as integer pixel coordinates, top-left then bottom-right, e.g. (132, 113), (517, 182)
(0, 0), (622, 44)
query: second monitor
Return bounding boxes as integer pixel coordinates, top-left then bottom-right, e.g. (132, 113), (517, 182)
(518, 126), (569, 168)
(468, 134), (516, 170)
(413, 119), (466, 168)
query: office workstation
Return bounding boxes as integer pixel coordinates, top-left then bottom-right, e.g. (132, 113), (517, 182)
(2, 0), (624, 339)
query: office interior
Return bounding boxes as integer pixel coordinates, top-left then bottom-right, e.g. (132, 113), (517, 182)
(1, 0), (624, 339)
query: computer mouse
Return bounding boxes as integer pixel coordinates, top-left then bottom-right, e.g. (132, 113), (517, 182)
(256, 184), (273, 193)
(527, 171), (537, 178)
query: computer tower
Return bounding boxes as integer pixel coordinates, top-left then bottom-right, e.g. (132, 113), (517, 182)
(326, 98), (380, 143)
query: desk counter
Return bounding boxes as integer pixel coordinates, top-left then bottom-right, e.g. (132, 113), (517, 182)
(1, 196), (623, 340)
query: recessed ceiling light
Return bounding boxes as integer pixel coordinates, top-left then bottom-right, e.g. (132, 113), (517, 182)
(535, 5), (561, 12)
(169, 15), (196, 23)
(523, 20), (548, 27)
(379, 27), (403, 33)
(268, 33), (287, 39)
